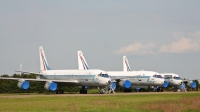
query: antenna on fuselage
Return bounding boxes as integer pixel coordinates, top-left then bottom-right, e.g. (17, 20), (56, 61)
(20, 63), (22, 75)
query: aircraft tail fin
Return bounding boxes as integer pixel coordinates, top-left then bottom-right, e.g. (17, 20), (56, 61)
(39, 46), (51, 71)
(123, 56), (131, 71)
(77, 51), (89, 70)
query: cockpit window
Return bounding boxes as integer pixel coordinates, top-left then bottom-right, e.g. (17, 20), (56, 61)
(157, 75), (163, 78)
(101, 74), (109, 78)
(98, 72), (109, 78)
(153, 74), (163, 78)
(174, 76), (181, 80)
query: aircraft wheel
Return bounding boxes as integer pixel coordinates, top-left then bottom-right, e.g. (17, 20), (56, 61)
(173, 88), (177, 92)
(56, 90), (64, 94)
(84, 90), (87, 94)
(99, 89), (105, 94)
(157, 87), (160, 92)
(80, 90), (83, 94)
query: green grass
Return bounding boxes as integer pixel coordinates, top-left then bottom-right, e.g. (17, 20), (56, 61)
(0, 92), (200, 112)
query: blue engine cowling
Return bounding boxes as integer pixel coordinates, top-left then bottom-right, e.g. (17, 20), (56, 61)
(119, 80), (131, 89)
(17, 80), (30, 90)
(84, 86), (88, 89)
(162, 81), (168, 88)
(135, 88), (140, 91)
(44, 81), (57, 91)
(187, 81), (197, 89)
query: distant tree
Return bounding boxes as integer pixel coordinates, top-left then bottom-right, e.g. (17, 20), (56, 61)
(1, 74), (9, 77)
(13, 74), (21, 78)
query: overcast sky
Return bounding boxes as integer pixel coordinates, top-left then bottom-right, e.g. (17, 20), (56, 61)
(0, 1), (200, 79)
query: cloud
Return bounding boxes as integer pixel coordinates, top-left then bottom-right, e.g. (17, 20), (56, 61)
(159, 37), (200, 53)
(115, 31), (200, 55)
(172, 32), (184, 38)
(189, 31), (200, 38)
(115, 43), (155, 55)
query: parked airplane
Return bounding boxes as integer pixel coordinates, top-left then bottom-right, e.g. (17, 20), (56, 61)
(123, 56), (171, 91)
(123, 56), (197, 92)
(77, 51), (168, 92)
(0, 46), (111, 94)
(160, 73), (182, 87)
(160, 73), (197, 91)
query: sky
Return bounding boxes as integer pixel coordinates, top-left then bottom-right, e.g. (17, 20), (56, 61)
(0, 1), (200, 79)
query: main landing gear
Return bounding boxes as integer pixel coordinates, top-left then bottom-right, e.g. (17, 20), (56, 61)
(99, 84), (115, 94)
(124, 88), (132, 92)
(80, 86), (87, 94)
(56, 90), (64, 94)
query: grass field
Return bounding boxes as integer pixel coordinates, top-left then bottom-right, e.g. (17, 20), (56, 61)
(0, 92), (200, 112)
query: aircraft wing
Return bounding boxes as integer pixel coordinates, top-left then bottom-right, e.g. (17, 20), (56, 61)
(0, 77), (79, 84)
(111, 77), (128, 81)
(111, 76), (140, 81)
(182, 79), (199, 83)
(15, 70), (43, 75)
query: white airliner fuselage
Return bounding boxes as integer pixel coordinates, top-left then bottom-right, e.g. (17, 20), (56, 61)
(160, 73), (182, 87)
(121, 56), (169, 91)
(39, 69), (111, 86)
(108, 71), (166, 87)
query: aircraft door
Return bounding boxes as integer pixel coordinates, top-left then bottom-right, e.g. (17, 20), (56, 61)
(82, 75), (86, 83)
(138, 75), (141, 81)
(84, 74), (89, 82)
(93, 74), (100, 84)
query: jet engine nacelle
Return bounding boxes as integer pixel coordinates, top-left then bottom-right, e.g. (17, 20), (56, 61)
(17, 79), (30, 90)
(162, 81), (169, 88)
(186, 81), (197, 89)
(118, 79), (131, 89)
(44, 81), (57, 91)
